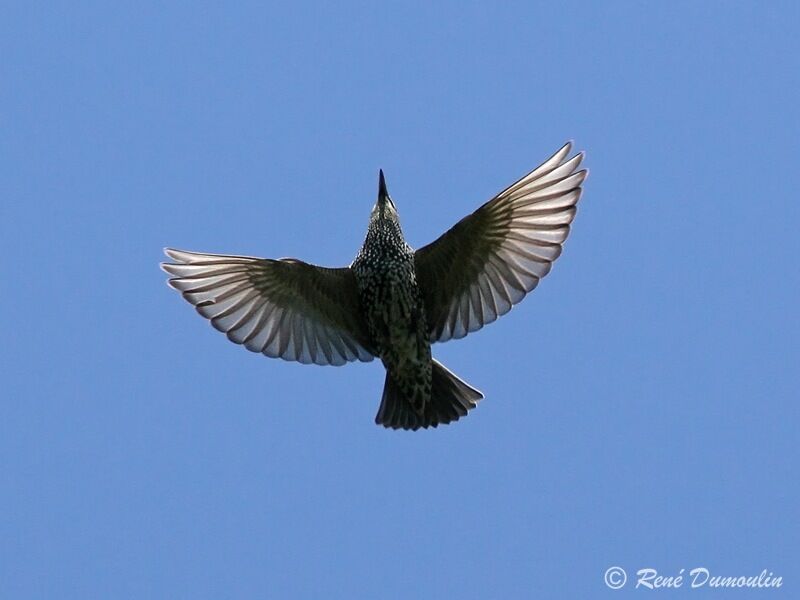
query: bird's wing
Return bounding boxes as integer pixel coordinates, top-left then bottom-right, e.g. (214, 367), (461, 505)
(161, 248), (375, 365)
(414, 142), (586, 343)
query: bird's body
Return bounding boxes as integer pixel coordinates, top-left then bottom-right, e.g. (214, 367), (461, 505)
(162, 142), (587, 430)
(351, 202), (432, 415)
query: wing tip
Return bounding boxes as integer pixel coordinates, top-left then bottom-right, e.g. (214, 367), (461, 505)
(564, 142), (588, 166)
(161, 249), (181, 278)
(163, 247), (179, 259)
(160, 261), (179, 275)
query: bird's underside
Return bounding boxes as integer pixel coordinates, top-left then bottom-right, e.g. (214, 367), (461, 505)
(161, 141), (587, 430)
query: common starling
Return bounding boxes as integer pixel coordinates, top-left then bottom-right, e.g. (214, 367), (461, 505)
(161, 142), (587, 430)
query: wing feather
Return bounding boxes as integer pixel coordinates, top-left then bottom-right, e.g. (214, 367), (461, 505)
(415, 142), (586, 343)
(162, 249), (375, 365)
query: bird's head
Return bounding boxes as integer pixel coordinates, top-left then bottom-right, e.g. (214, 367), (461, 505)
(370, 169), (399, 224)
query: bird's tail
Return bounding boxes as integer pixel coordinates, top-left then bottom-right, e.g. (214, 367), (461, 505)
(375, 359), (484, 430)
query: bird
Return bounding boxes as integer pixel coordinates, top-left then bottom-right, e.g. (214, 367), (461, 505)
(161, 141), (587, 430)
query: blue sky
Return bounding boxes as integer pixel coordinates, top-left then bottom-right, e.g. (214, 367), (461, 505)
(2, 2), (798, 598)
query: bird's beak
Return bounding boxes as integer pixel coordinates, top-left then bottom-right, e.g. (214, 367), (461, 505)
(378, 169), (390, 206)
(374, 169), (396, 216)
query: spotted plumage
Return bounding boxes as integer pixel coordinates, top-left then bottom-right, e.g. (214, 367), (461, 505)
(161, 142), (587, 430)
(351, 171), (432, 417)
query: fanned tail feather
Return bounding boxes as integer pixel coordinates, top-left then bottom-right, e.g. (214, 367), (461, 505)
(375, 359), (483, 430)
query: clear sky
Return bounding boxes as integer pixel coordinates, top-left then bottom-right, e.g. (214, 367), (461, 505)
(2, 2), (798, 598)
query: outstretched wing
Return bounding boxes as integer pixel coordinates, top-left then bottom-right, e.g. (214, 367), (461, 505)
(161, 248), (375, 365)
(414, 142), (586, 343)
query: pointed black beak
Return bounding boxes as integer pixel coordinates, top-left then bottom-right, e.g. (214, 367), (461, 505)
(378, 169), (389, 203)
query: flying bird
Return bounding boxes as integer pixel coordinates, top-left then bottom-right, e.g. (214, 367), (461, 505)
(161, 142), (587, 430)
